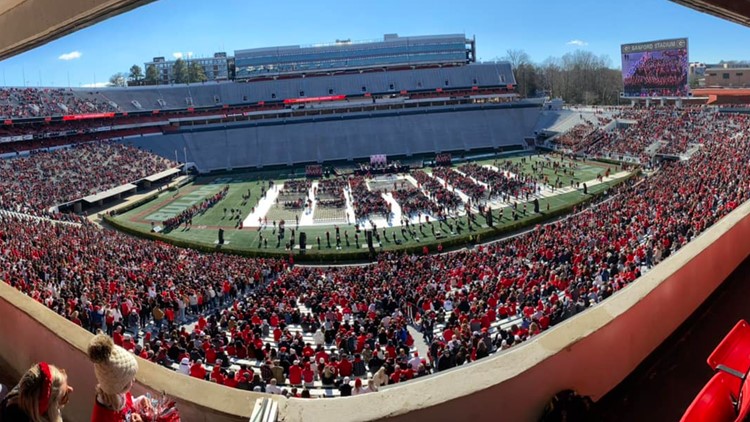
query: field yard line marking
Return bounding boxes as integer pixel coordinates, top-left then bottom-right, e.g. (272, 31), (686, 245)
(127, 185), (201, 224)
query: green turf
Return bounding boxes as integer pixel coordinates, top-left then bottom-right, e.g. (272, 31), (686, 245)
(462, 154), (618, 186)
(112, 155), (630, 258)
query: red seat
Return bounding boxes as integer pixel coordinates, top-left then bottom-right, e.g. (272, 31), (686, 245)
(708, 320), (750, 384)
(681, 371), (739, 422)
(736, 372), (750, 421)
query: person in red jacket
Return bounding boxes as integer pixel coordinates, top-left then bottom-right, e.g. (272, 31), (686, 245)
(205, 347), (217, 365)
(338, 355), (353, 378)
(190, 360), (207, 380)
(210, 364), (225, 385)
(288, 361), (303, 386)
(121, 334), (136, 353)
(302, 363), (315, 386)
(112, 326), (124, 347)
(223, 371), (238, 389)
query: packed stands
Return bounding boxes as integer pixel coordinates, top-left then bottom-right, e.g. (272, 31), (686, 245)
(0, 87), (118, 119)
(584, 107), (732, 163)
(0, 141), (175, 216)
(1, 108), (750, 398)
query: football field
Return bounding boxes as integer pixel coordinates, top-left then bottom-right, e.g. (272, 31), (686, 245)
(110, 154), (630, 258)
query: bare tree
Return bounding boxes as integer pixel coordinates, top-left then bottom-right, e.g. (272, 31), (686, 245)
(499, 50), (535, 97)
(496, 48), (623, 104)
(107, 72), (127, 87)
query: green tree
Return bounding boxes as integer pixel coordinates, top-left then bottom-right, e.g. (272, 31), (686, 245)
(144, 64), (159, 85)
(689, 73), (700, 89)
(128, 65), (143, 83)
(107, 72), (127, 87)
(188, 61), (208, 83)
(172, 58), (188, 84)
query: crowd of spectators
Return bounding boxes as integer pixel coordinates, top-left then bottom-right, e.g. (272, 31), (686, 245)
(552, 123), (595, 148)
(623, 49), (689, 96)
(0, 87), (118, 119)
(584, 108), (734, 162)
(549, 115), (613, 154)
(1, 107), (750, 398)
(0, 141), (175, 216)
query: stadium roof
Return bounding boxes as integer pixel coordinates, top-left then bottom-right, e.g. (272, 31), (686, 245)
(670, 0), (750, 28)
(145, 167), (181, 182)
(82, 183), (136, 203)
(0, 0), (154, 61)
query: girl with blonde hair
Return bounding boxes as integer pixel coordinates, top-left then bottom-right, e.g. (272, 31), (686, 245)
(0, 362), (73, 422)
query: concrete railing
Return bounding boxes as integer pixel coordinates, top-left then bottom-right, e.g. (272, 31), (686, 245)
(1, 198), (750, 421)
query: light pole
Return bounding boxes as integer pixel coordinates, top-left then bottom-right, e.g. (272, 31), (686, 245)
(186, 52), (193, 85)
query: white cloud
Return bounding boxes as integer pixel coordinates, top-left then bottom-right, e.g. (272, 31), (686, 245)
(566, 39), (588, 47)
(58, 51), (82, 61)
(172, 52), (183, 59)
(80, 82), (108, 88)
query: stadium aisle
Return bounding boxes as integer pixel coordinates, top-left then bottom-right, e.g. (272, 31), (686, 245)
(406, 325), (431, 362)
(591, 256), (750, 420)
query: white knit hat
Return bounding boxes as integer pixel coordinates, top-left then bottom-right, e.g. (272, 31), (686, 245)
(88, 333), (139, 395)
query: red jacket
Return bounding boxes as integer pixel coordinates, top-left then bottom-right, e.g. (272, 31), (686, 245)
(190, 363), (207, 380)
(338, 359), (352, 377)
(289, 365), (302, 385)
(91, 392), (135, 422)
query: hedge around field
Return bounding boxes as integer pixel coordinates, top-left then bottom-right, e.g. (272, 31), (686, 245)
(103, 170), (639, 264)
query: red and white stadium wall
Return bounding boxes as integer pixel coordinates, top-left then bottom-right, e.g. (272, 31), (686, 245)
(0, 199), (749, 421)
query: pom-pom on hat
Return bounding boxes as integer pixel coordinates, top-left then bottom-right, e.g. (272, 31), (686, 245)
(88, 333), (138, 395)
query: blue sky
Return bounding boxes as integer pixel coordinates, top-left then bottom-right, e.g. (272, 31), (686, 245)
(0, 0), (747, 87)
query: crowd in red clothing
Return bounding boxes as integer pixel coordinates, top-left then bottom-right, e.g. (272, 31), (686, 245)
(0, 107), (749, 397)
(432, 167), (486, 202)
(583, 108), (737, 163)
(458, 163), (532, 200)
(623, 50), (688, 96)
(411, 170), (463, 213)
(0, 141), (175, 216)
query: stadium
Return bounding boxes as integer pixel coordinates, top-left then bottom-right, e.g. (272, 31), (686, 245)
(1, 1), (750, 421)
